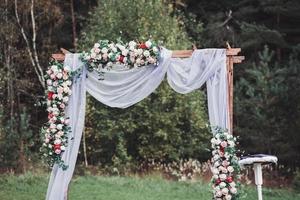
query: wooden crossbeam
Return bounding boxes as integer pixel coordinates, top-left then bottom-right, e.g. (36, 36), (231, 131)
(51, 47), (244, 134)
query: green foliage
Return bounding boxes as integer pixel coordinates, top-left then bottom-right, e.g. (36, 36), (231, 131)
(80, 0), (190, 49)
(234, 45), (300, 167)
(0, 106), (33, 171)
(293, 169), (300, 192)
(78, 0), (209, 171)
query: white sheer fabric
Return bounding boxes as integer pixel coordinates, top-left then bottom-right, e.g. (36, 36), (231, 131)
(46, 48), (228, 200)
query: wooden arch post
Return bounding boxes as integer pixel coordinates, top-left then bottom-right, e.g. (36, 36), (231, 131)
(52, 46), (244, 134)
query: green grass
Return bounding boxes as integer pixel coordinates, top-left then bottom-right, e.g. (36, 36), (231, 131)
(0, 173), (299, 200)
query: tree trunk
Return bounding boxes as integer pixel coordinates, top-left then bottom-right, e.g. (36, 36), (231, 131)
(70, 0), (77, 50)
(83, 131), (88, 167)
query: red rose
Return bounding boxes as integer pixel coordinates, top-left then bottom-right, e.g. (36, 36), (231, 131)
(216, 179), (221, 184)
(139, 43), (147, 49)
(220, 146), (225, 153)
(226, 176), (233, 183)
(48, 113), (54, 119)
(119, 55), (125, 63)
(53, 144), (61, 150)
(48, 92), (54, 100)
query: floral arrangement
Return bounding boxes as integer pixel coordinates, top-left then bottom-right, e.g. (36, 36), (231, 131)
(40, 61), (73, 170)
(210, 127), (241, 200)
(81, 39), (160, 72)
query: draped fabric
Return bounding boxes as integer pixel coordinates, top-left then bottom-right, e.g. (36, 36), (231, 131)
(46, 48), (228, 200)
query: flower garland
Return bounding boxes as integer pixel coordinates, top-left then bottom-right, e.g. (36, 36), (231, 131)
(210, 127), (241, 200)
(40, 61), (73, 170)
(81, 39), (160, 72)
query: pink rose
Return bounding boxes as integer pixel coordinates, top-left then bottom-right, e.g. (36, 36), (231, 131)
(64, 119), (70, 125)
(50, 74), (56, 79)
(220, 141), (228, 148)
(55, 149), (61, 154)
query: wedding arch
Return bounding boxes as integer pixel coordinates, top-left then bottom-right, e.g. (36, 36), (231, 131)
(45, 42), (244, 200)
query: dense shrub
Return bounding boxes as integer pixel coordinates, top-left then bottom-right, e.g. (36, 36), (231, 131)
(78, 0), (211, 170)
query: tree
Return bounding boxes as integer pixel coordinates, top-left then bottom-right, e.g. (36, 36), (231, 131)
(78, 0), (211, 171)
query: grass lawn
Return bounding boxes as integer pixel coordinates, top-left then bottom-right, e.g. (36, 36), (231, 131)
(0, 173), (299, 200)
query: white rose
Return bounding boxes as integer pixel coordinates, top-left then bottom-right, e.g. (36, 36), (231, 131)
(216, 191), (222, 197)
(57, 124), (63, 130)
(63, 74), (69, 80)
(53, 111), (59, 116)
(145, 40), (152, 48)
(143, 50), (150, 57)
(219, 181), (226, 188)
(56, 73), (63, 79)
(129, 41), (136, 47)
(63, 96), (69, 103)
(213, 154), (220, 161)
(63, 87), (70, 93)
(136, 58), (141, 64)
(66, 80), (72, 86)
(102, 53), (108, 60)
(85, 55), (91, 60)
(60, 145), (66, 151)
(222, 160), (230, 167)
(122, 49), (129, 56)
(152, 46), (158, 52)
(229, 182), (236, 187)
(225, 194), (232, 200)
(148, 57), (155, 64)
(137, 49), (143, 55)
(51, 65), (58, 72)
(107, 62), (113, 67)
(215, 139), (221, 145)
(50, 124), (56, 129)
(212, 168), (219, 175)
(94, 43), (100, 48)
(214, 161), (221, 167)
(64, 65), (71, 72)
(222, 188), (229, 195)
(228, 140), (235, 147)
(219, 174), (227, 181)
(54, 139), (61, 144)
(227, 166), (234, 173)
(91, 52), (97, 59)
(213, 175), (219, 179)
(221, 167), (228, 173)
(94, 48), (101, 54)
(57, 87), (64, 94)
(57, 94), (63, 100)
(101, 47), (108, 54)
(230, 187), (237, 194)
(116, 44), (125, 51)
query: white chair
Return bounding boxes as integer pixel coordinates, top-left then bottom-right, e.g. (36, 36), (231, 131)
(239, 154), (278, 200)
